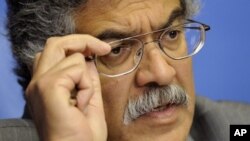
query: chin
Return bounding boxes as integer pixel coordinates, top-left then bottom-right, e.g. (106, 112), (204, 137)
(107, 104), (194, 141)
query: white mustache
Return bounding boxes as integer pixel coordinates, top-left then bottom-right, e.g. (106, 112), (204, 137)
(123, 84), (189, 125)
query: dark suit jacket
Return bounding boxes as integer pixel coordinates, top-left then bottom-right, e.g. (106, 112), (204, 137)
(0, 96), (250, 141)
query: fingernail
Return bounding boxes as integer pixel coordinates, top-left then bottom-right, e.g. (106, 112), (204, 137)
(102, 42), (111, 51)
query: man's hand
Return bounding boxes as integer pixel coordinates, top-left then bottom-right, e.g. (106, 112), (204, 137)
(25, 34), (111, 141)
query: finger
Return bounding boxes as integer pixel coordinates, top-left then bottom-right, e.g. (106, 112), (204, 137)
(46, 54), (93, 95)
(88, 62), (103, 109)
(45, 64), (93, 108)
(76, 62), (97, 113)
(44, 53), (85, 76)
(75, 61), (102, 114)
(31, 52), (94, 110)
(43, 52), (100, 114)
(48, 55), (94, 110)
(85, 62), (105, 117)
(58, 34), (111, 56)
(76, 86), (94, 114)
(84, 62), (107, 138)
(36, 34), (111, 77)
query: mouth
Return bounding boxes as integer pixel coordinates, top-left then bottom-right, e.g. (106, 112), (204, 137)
(152, 104), (173, 112)
(143, 103), (180, 119)
(129, 103), (182, 127)
(123, 84), (189, 125)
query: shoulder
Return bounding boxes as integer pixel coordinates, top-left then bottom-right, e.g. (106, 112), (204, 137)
(190, 96), (250, 141)
(0, 119), (39, 141)
(195, 96), (250, 123)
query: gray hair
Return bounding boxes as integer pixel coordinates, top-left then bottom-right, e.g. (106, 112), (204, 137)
(123, 84), (189, 125)
(7, 0), (200, 90)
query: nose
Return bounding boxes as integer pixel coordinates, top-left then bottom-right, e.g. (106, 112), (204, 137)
(135, 42), (176, 86)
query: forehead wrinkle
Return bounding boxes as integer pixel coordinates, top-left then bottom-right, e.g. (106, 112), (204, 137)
(117, 0), (181, 34)
(107, 1), (154, 35)
(110, 0), (171, 35)
(74, 0), (181, 37)
(74, 1), (151, 36)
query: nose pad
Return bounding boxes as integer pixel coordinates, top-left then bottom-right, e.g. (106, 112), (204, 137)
(134, 48), (143, 64)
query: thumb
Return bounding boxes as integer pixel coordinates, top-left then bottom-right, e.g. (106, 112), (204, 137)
(86, 62), (105, 114)
(86, 62), (107, 141)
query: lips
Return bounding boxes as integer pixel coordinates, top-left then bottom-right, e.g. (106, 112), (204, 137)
(123, 85), (189, 124)
(142, 103), (178, 121)
(152, 104), (171, 112)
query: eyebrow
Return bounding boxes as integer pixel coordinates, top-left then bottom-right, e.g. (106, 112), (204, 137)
(97, 7), (185, 40)
(159, 7), (185, 29)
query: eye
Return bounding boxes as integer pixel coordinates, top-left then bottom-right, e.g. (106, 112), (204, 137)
(110, 47), (122, 56)
(96, 39), (141, 68)
(107, 46), (131, 59)
(166, 30), (180, 40)
(99, 44), (132, 67)
(160, 29), (183, 51)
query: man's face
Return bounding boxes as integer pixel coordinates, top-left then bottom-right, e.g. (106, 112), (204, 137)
(75, 0), (196, 141)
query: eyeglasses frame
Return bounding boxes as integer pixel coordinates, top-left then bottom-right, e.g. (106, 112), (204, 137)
(95, 19), (210, 77)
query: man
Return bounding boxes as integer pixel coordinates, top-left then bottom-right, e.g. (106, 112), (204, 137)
(1, 0), (249, 141)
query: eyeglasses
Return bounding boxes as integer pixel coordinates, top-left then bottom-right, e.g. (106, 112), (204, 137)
(94, 19), (210, 77)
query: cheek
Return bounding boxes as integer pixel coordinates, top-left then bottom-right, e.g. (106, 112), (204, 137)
(173, 58), (195, 95)
(100, 76), (133, 122)
(173, 59), (196, 120)
(100, 76), (135, 138)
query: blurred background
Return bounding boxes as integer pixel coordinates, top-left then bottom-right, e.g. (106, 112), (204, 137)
(1, 0), (250, 119)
